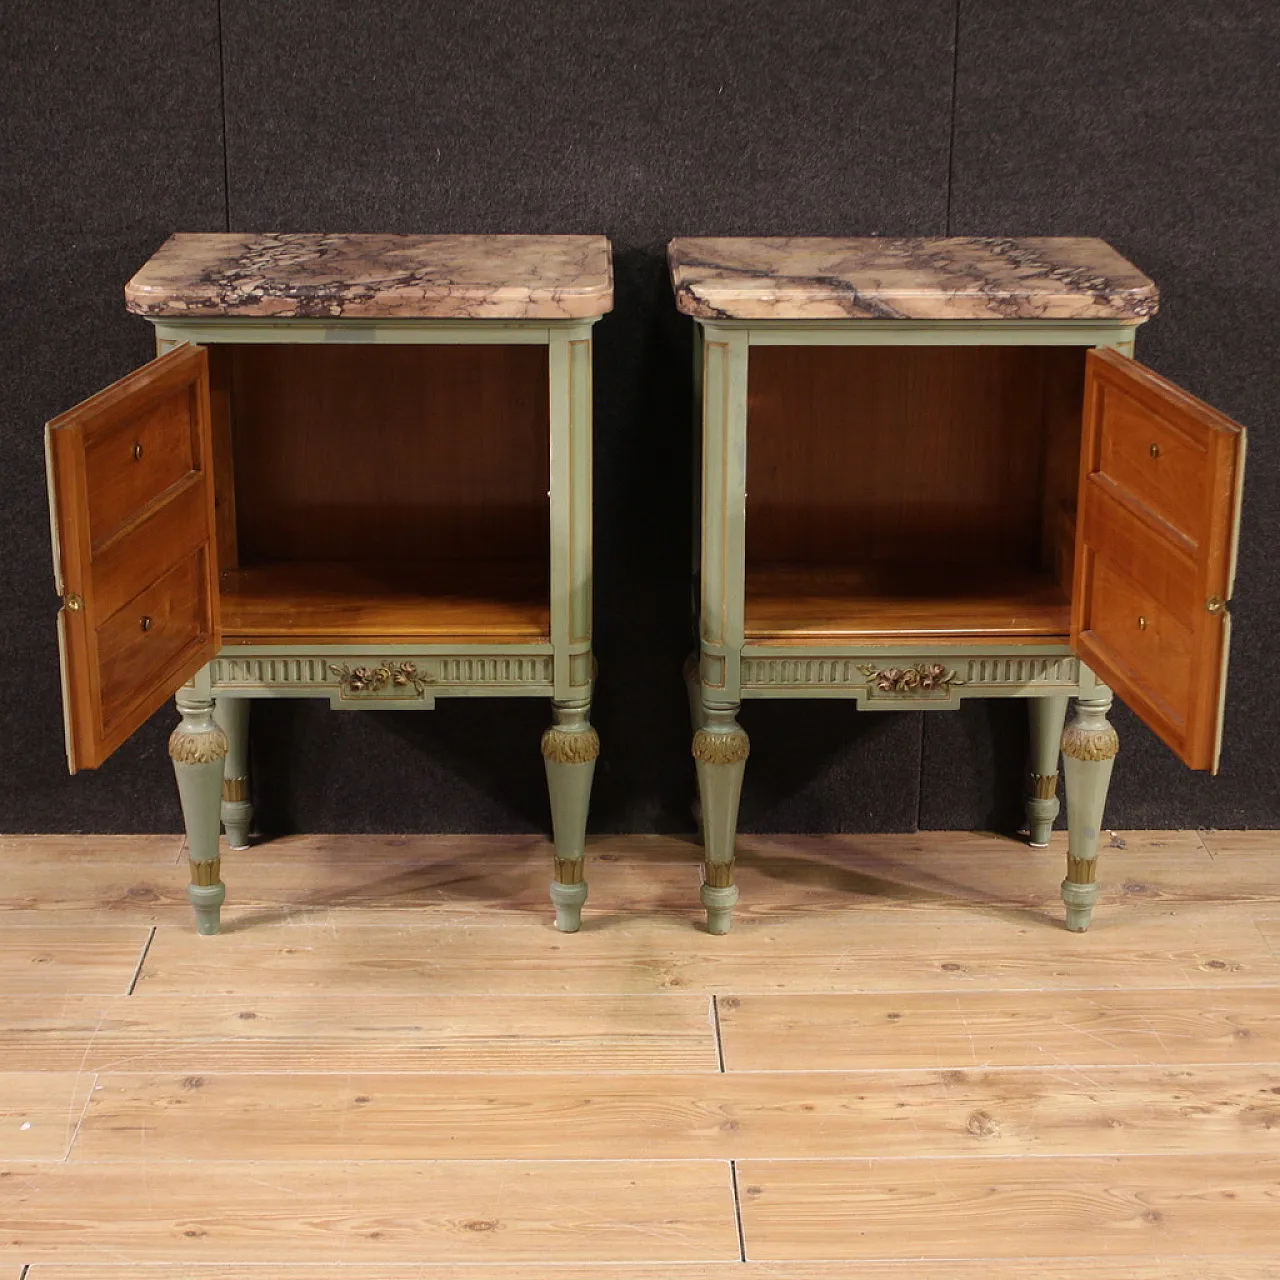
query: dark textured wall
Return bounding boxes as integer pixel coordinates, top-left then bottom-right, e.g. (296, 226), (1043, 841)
(2, 1), (1275, 836)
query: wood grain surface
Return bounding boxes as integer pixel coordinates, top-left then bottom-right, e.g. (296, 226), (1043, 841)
(744, 563), (1070, 640)
(23, 1263), (1280, 1280)
(218, 560), (550, 644)
(0, 993), (717, 1074)
(0, 1074), (96, 1161)
(1072, 349), (1246, 770)
(2, 831), (1277, 1270)
(130, 903), (1280, 996)
(229, 343), (550, 568)
(8, 830), (1253, 921)
(717, 988), (1280, 1071)
(45, 344), (220, 770)
(0, 925), (153, 995)
(71, 1064), (1280, 1161)
(745, 346), (1078, 567)
(0, 1160), (739, 1263)
(736, 1155), (1280, 1259)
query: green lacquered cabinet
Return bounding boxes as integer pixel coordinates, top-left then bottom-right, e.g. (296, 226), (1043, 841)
(671, 236), (1247, 934)
(46, 233), (612, 934)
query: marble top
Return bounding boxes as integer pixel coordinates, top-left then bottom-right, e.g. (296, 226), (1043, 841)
(125, 233), (614, 320)
(668, 236), (1158, 321)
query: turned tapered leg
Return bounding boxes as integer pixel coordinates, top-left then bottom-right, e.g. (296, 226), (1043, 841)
(213, 696), (252, 851)
(170, 689), (229, 935)
(1060, 689), (1119, 932)
(1026, 694), (1069, 847)
(684, 655), (706, 840)
(693, 703), (748, 935)
(542, 700), (599, 933)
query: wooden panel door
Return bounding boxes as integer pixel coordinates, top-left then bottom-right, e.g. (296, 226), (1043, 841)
(46, 345), (221, 771)
(1071, 348), (1246, 771)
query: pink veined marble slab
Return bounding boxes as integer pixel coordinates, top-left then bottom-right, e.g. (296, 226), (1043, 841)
(668, 236), (1158, 321)
(125, 233), (614, 319)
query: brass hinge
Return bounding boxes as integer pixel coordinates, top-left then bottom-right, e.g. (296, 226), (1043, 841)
(63, 594), (83, 612)
(1206, 596), (1226, 615)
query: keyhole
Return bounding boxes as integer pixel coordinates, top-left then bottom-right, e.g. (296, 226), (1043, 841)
(1149, 443), (1161, 459)
(140, 616), (153, 632)
(132, 442), (144, 461)
(1138, 616), (1148, 630)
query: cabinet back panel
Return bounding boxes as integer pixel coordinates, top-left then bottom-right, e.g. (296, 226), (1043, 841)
(227, 345), (550, 573)
(746, 346), (1083, 570)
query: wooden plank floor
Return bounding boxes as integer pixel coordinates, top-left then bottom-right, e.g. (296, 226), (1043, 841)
(1, 828), (1278, 1274)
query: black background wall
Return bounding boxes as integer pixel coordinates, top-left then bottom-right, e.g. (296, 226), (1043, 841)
(2, 1), (1276, 836)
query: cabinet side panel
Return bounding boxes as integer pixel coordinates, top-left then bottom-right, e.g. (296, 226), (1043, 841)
(1039, 347), (1087, 589)
(208, 345), (239, 572)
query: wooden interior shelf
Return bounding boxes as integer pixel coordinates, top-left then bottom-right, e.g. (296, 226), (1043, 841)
(744, 564), (1071, 642)
(220, 561), (551, 645)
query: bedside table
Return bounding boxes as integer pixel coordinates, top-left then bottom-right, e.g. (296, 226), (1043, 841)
(671, 236), (1245, 935)
(46, 233), (612, 934)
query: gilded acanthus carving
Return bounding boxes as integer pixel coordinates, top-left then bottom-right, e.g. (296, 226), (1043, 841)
(1061, 698), (1120, 762)
(1062, 723), (1120, 761)
(859, 662), (965, 695)
(692, 727), (750, 766)
(168, 724), (229, 765)
(331, 660), (434, 697)
(541, 725), (601, 765)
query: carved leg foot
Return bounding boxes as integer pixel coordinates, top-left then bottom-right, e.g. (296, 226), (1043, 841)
(170, 690), (229, 936)
(693, 704), (748, 935)
(542, 701), (598, 933)
(1026, 694), (1069, 847)
(1060, 689), (1118, 932)
(213, 696), (252, 850)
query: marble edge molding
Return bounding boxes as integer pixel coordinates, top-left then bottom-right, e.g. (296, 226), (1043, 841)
(124, 232), (615, 320)
(666, 235), (1159, 322)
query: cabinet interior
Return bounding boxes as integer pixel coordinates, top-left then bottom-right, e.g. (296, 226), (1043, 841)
(744, 344), (1087, 641)
(207, 344), (551, 644)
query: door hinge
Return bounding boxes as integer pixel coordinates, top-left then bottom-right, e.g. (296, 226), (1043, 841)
(63, 594), (83, 611)
(1206, 595), (1226, 615)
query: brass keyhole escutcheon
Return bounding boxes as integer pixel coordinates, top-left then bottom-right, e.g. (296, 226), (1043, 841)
(1138, 616), (1148, 630)
(1149, 442), (1161, 458)
(132, 442), (144, 461)
(140, 615), (153, 632)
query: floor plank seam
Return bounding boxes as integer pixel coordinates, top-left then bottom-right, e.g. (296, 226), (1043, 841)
(125, 926), (156, 995)
(114, 984), (1280, 998)
(729, 1158), (747, 1262)
(711, 995), (726, 1072)
(53, 1151), (1280, 1166)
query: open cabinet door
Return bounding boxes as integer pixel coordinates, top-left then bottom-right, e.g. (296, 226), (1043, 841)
(46, 345), (221, 772)
(1072, 348), (1246, 772)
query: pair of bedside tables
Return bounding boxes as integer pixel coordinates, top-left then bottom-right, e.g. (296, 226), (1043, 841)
(45, 234), (1246, 939)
